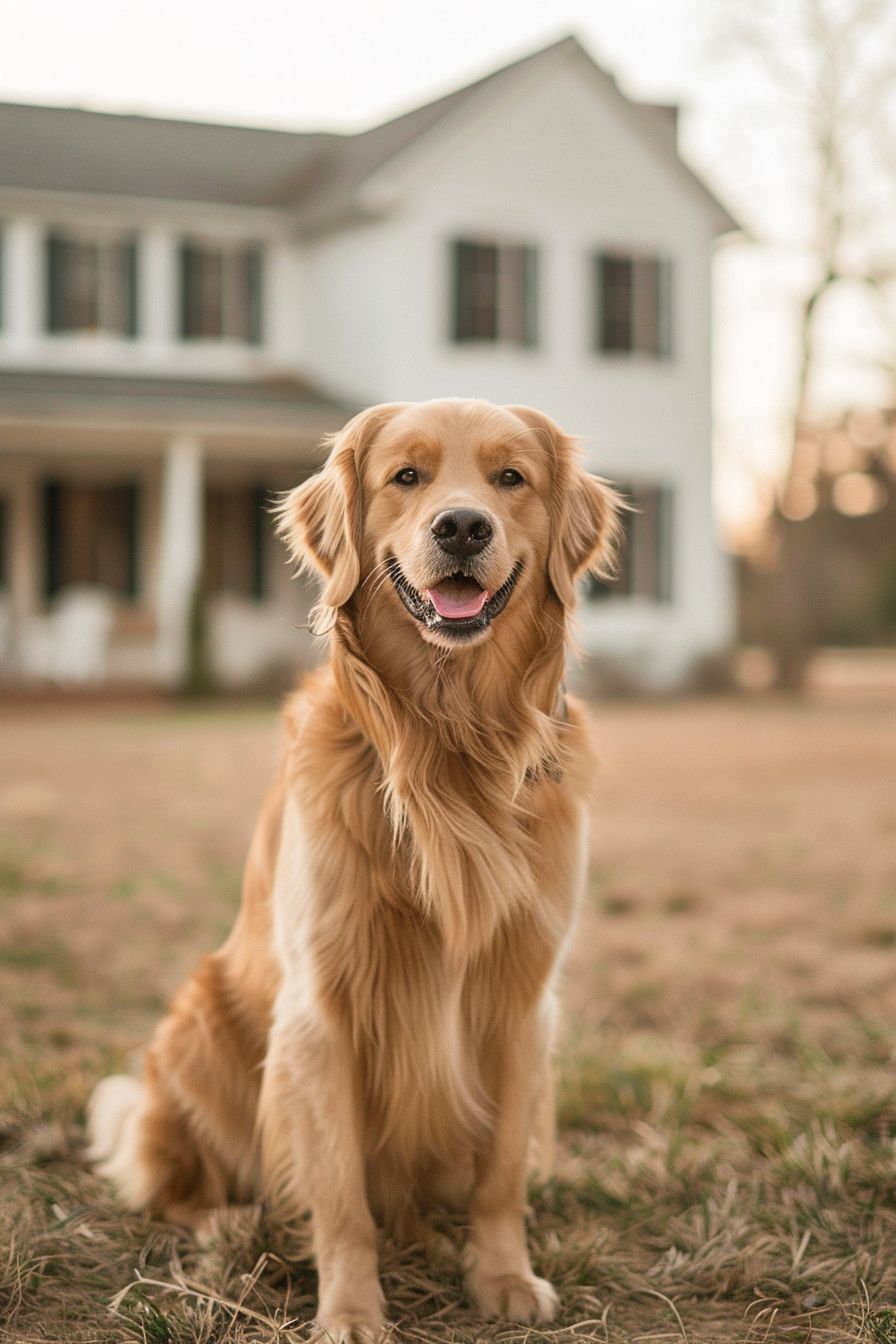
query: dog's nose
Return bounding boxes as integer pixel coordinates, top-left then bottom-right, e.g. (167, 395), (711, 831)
(431, 509), (493, 558)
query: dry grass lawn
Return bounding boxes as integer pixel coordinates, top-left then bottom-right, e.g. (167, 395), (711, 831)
(2, 694), (896, 1343)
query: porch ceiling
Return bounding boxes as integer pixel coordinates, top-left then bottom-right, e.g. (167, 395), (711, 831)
(0, 368), (359, 458)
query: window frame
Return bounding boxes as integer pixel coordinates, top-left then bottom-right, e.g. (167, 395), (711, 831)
(584, 480), (675, 605)
(179, 238), (264, 345)
(450, 236), (538, 348)
(203, 482), (269, 603)
(42, 479), (140, 603)
(45, 226), (138, 338)
(592, 248), (673, 360)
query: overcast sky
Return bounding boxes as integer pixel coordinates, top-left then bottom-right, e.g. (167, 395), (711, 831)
(0, 0), (839, 529)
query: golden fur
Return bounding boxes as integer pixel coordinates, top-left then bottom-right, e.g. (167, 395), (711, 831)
(88, 399), (621, 1341)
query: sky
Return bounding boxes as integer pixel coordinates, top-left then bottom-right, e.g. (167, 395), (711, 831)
(0, 0), (870, 531)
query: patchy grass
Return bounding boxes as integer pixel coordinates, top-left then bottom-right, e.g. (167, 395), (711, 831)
(2, 697), (896, 1342)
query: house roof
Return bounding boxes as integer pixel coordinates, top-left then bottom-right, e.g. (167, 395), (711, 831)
(0, 369), (357, 434)
(0, 35), (739, 233)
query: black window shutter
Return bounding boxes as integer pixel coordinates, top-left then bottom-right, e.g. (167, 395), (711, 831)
(598, 253), (634, 352)
(452, 240), (472, 341)
(43, 480), (61, 600)
(251, 485), (267, 600)
(46, 236), (65, 332)
(180, 242), (195, 338)
(658, 257), (673, 359)
(523, 245), (538, 347)
(657, 486), (674, 601)
(246, 247), (263, 345)
(122, 238), (139, 338)
(124, 484), (139, 598)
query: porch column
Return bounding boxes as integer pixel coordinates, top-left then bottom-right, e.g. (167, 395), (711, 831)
(7, 469), (41, 674)
(3, 218), (42, 347)
(156, 435), (203, 686)
(140, 229), (176, 352)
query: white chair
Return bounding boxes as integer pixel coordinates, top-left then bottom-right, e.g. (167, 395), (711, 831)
(47, 585), (116, 684)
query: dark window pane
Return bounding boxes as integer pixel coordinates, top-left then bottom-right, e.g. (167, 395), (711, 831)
(595, 252), (673, 358)
(181, 243), (223, 338)
(43, 481), (139, 600)
(657, 258), (673, 358)
(632, 257), (660, 356)
(46, 234), (137, 336)
(453, 240), (498, 341)
(584, 482), (674, 602)
(452, 239), (538, 346)
(598, 254), (634, 352)
(122, 239), (139, 338)
(47, 236), (99, 332)
(500, 244), (539, 346)
(246, 248), (263, 345)
(181, 242), (262, 343)
(204, 484), (268, 601)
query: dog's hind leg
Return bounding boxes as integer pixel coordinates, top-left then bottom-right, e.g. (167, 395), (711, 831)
(88, 951), (268, 1228)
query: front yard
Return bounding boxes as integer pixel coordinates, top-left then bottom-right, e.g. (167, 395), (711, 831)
(2, 695), (896, 1342)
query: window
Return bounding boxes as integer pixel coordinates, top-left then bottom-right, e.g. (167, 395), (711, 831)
(46, 233), (137, 336)
(593, 251), (672, 357)
(43, 481), (139, 600)
(180, 242), (262, 343)
(451, 239), (537, 345)
(204, 485), (268, 600)
(586, 483), (674, 603)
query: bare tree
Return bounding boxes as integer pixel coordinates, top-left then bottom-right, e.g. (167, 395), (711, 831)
(711, 0), (896, 684)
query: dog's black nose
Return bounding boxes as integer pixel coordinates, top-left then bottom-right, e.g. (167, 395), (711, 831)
(431, 509), (493, 558)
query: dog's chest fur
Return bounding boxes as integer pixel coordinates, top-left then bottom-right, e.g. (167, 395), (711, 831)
(269, 681), (585, 1174)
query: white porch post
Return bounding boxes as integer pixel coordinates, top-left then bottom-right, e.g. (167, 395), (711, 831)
(140, 229), (176, 352)
(7, 468), (40, 674)
(3, 218), (42, 348)
(156, 435), (203, 686)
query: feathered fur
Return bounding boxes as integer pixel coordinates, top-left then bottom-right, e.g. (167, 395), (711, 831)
(88, 399), (622, 1342)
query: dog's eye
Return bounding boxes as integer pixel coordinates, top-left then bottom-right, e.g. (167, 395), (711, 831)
(393, 467), (419, 487)
(497, 468), (525, 488)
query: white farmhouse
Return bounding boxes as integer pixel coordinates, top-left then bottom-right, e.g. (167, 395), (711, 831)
(0, 35), (737, 690)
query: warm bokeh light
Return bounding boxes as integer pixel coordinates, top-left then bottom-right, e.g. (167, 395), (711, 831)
(780, 477), (819, 521)
(831, 472), (887, 517)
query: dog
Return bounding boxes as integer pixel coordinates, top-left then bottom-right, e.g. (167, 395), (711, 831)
(88, 398), (621, 1341)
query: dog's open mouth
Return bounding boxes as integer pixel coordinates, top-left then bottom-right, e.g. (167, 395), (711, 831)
(387, 559), (523, 638)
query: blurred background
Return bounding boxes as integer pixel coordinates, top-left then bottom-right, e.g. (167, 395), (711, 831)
(1, 0), (894, 697)
(2, 5), (896, 1343)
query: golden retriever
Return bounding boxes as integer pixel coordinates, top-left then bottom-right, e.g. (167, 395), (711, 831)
(88, 399), (621, 1341)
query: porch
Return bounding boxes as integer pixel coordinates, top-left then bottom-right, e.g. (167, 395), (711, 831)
(0, 370), (354, 688)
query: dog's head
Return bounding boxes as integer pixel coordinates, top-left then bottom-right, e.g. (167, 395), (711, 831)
(278, 399), (621, 652)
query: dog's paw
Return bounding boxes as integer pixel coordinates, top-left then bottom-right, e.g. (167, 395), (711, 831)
(468, 1270), (558, 1322)
(311, 1309), (385, 1344)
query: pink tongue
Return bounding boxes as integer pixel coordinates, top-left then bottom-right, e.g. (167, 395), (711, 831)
(426, 582), (489, 620)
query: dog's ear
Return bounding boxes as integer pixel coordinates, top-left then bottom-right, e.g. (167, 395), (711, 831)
(506, 405), (624, 609)
(277, 404), (403, 609)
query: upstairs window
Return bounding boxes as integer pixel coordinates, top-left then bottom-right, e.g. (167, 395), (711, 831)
(451, 239), (537, 346)
(585, 482), (674, 603)
(180, 241), (262, 343)
(46, 232), (137, 336)
(593, 251), (672, 357)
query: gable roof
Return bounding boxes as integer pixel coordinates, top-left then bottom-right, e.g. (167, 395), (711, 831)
(0, 34), (739, 232)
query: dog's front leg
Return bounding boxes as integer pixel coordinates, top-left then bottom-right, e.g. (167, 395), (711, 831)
(260, 1015), (384, 1343)
(464, 1013), (558, 1323)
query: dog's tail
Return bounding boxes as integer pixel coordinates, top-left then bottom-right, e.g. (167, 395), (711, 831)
(86, 1074), (149, 1208)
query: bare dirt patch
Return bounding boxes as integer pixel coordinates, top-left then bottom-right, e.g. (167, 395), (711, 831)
(2, 696), (896, 1343)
